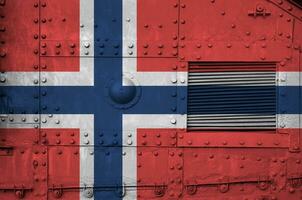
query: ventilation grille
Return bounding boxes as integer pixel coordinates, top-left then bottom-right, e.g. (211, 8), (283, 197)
(187, 63), (277, 130)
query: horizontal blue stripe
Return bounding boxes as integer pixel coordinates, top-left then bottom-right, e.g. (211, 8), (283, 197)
(0, 86), (300, 114)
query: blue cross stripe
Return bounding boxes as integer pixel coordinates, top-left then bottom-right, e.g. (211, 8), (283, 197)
(0, 0), (301, 199)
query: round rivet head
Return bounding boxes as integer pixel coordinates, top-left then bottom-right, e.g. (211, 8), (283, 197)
(84, 188), (94, 198)
(171, 77), (177, 83)
(0, 51), (6, 57)
(127, 139), (132, 145)
(170, 118), (177, 124)
(0, 76), (6, 83)
(180, 78), (186, 83)
(84, 42), (90, 48)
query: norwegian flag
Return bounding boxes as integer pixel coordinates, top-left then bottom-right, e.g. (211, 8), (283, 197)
(0, 0), (301, 200)
(0, 0), (187, 199)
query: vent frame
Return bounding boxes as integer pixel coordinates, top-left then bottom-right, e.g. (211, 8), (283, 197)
(187, 62), (278, 132)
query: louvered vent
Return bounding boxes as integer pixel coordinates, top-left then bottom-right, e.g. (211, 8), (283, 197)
(187, 63), (277, 130)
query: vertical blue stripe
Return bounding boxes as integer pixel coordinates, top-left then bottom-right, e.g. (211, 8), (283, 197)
(94, 0), (123, 199)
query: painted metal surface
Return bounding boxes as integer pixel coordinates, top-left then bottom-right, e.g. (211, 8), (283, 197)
(0, 0), (301, 199)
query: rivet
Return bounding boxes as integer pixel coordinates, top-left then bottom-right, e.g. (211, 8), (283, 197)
(0, 51), (6, 57)
(0, 76), (6, 83)
(127, 139), (132, 145)
(170, 118), (176, 124)
(171, 77), (177, 83)
(260, 56), (266, 60)
(55, 43), (61, 48)
(84, 42), (90, 48)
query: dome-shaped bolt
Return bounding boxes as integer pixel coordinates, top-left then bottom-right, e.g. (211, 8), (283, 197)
(0, 76), (6, 83)
(170, 118), (176, 124)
